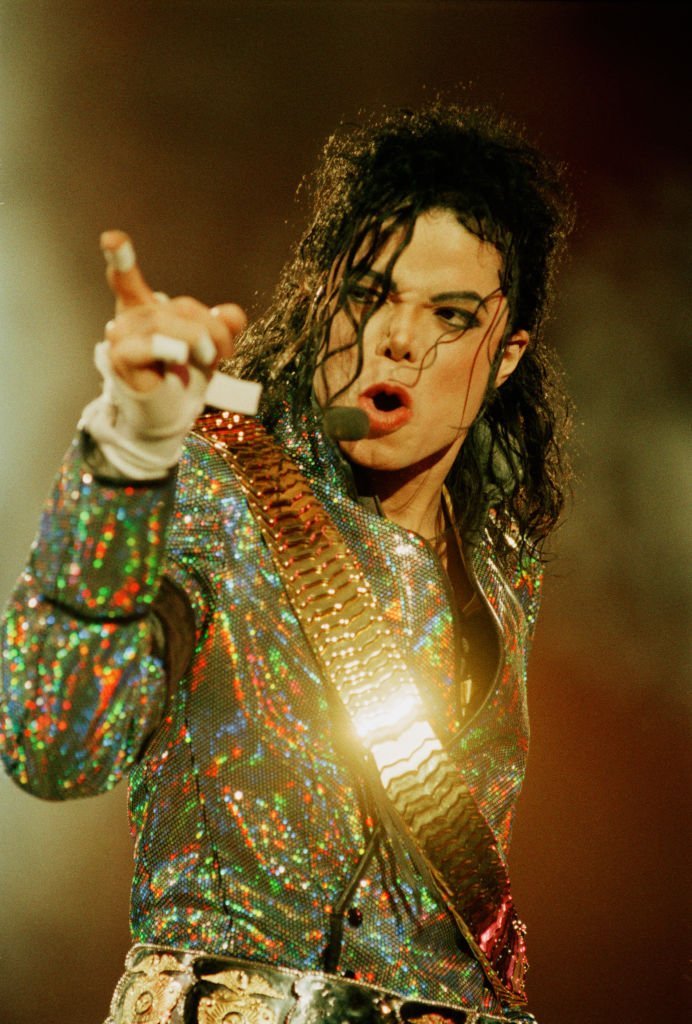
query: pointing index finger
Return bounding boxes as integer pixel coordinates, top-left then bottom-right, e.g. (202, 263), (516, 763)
(100, 229), (156, 311)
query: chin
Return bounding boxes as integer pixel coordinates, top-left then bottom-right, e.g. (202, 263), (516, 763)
(340, 438), (411, 473)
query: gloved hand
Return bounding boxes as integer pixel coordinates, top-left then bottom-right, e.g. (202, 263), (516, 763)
(79, 230), (246, 479)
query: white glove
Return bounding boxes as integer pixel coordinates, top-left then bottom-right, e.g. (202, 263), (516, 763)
(79, 340), (209, 480)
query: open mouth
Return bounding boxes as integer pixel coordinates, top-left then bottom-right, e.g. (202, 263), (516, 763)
(371, 390), (404, 412)
(358, 383), (413, 436)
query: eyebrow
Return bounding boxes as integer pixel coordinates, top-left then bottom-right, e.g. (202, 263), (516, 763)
(357, 269), (494, 311)
(430, 290), (490, 310)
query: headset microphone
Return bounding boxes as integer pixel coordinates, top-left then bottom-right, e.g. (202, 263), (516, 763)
(323, 406), (370, 441)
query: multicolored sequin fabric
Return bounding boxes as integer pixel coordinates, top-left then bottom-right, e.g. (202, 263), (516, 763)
(0, 405), (542, 1015)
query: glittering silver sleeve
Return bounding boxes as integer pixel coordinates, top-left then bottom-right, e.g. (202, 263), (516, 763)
(0, 435), (178, 798)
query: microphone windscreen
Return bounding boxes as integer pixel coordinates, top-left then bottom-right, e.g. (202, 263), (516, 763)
(323, 406), (370, 441)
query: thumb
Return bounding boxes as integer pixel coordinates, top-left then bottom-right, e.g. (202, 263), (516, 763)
(100, 229), (156, 312)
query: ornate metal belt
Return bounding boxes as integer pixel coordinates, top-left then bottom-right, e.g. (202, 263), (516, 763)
(106, 944), (527, 1024)
(192, 412), (528, 1006)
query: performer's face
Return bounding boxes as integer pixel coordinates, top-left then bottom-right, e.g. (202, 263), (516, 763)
(313, 208), (528, 478)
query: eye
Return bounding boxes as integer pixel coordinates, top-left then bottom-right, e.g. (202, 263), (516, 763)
(434, 306), (480, 330)
(348, 282), (382, 305)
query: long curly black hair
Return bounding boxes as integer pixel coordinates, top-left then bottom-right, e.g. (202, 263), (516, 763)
(231, 103), (574, 560)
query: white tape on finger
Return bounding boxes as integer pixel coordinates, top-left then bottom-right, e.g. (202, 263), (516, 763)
(151, 333), (189, 364)
(103, 240), (136, 273)
(205, 371), (262, 415)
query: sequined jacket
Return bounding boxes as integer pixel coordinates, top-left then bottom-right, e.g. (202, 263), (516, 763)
(0, 406), (542, 1014)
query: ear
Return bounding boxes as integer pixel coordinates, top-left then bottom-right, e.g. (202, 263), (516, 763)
(495, 329), (530, 387)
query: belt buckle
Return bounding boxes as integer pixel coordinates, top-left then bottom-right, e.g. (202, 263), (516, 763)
(196, 966), (286, 1024)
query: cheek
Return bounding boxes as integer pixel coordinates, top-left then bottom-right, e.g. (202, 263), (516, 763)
(328, 310), (354, 351)
(314, 312), (362, 401)
(440, 341), (494, 419)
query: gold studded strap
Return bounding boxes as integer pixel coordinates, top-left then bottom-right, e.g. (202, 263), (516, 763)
(192, 412), (528, 1006)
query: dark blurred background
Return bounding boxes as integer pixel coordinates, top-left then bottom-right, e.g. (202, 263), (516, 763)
(0, 2), (689, 1022)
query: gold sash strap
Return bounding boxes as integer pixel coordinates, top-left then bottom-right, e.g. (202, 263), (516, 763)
(193, 411), (528, 1006)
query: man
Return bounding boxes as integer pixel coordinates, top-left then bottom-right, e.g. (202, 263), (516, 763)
(1, 105), (572, 1022)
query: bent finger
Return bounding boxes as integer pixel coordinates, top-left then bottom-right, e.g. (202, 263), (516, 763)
(106, 333), (194, 394)
(211, 303), (247, 358)
(109, 308), (222, 372)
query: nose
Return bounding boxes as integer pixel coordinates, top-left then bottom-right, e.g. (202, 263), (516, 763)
(375, 298), (419, 362)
